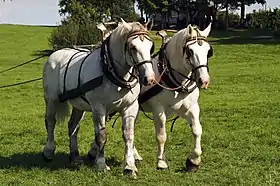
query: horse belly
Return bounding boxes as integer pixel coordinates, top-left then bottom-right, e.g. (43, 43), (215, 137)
(69, 97), (92, 112)
(74, 83), (141, 114)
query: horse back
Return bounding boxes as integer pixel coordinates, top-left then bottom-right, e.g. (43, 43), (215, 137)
(43, 48), (102, 99)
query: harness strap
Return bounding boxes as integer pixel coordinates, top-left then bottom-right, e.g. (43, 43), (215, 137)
(77, 52), (93, 88)
(59, 76), (103, 102)
(101, 35), (138, 89)
(157, 43), (197, 93)
(62, 51), (82, 95)
(138, 85), (163, 104)
(59, 49), (103, 103)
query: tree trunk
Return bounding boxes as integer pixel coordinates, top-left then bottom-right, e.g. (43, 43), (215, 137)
(240, 0), (245, 27)
(161, 12), (165, 29)
(225, 3), (229, 30)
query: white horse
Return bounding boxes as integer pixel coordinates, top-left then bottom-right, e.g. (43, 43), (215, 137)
(134, 22), (213, 171)
(42, 19), (155, 177)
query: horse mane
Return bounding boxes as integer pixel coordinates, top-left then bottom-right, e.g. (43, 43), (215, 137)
(111, 21), (147, 38)
(166, 24), (201, 56)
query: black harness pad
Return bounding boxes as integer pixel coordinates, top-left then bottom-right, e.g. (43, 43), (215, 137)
(59, 76), (103, 102)
(138, 84), (163, 104)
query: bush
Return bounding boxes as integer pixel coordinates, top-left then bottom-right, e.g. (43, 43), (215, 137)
(246, 8), (280, 30)
(49, 17), (101, 50)
(216, 11), (240, 29)
(49, 1), (101, 50)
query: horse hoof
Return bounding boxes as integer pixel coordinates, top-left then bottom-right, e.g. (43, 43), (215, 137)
(157, 160), (168, 170)
(42, 148), (55, 162)
(134, 154), (143, 162)
(123, 169), (137, 179)
(87, 153), (96, 162)
(69, 151), (83, 165)
(97, 164), (111, 172)
(185, 158), (199, 172)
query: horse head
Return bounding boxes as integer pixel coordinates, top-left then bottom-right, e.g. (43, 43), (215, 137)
(166, 21), (213, 89)
(109, 18), (155, 86)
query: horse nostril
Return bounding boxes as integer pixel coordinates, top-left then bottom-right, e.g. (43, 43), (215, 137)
(198, 78), (203, 85)
(143, 76), (148, 85)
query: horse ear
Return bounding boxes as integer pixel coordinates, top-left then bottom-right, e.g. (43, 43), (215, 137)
(200, 16), (212, 37)
(120, 18), (132, 31)
(183, 25), (192, 38)
(144, 20), (153, 31)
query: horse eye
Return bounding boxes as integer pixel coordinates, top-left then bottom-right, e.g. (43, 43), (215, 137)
(130, 46), (136, 51)
(189, 48), (194, 56)
(186, 48), (193, 57)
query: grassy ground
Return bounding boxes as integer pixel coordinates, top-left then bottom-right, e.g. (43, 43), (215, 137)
(0, 24), (280, 185)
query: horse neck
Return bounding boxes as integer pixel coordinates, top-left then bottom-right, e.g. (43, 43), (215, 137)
(108, 31), (132, 80)
(165, 34), (191, 77)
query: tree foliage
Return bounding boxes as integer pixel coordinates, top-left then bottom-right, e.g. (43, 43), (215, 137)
(136, 0), (266, 28)
(59, 0), (139, 21)
(49, 0), (140, 49)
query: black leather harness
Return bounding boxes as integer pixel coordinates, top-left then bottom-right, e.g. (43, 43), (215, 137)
(58, 31), (153, 103)
(138, 35), (212, 104)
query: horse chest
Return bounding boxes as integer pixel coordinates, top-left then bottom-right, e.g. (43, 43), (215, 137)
(143, 88), (199, 113)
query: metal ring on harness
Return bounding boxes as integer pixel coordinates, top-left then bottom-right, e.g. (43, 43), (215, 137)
(108, 66), (114, 72)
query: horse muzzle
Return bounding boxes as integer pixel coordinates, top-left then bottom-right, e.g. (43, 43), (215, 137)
(137, 60), (155, 86)
(198, 78), (209, 89)
(142, 75), (155, 86)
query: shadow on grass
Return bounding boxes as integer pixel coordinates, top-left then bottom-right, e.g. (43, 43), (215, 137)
(0, 152), (73, 170)
(0, 152), (122, 170)
(209, 28), (280, 45)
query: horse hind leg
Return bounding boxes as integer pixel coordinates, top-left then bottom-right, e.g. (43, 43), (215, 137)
(42, 95), (69, 161)
(88, 103), (110, 171)
(42, 99), (58, 161)
(68, 107), (84, 164)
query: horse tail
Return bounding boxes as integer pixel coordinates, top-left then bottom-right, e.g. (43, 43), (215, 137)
(56, 101), (70, 124)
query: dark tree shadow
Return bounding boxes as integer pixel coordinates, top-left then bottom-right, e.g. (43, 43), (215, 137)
(0, 152), (123, 171)
(105, 157), (123, 167)
(0, 152), (74, 170)
(209, 28), (280, 45)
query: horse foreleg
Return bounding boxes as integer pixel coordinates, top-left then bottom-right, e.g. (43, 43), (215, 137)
(184, 103), (202, 172)
(68, 107), (84, 164)
(121, 101), (138, 178)
(42, 99), (57, 161)
(133, 146), (143, 161)
(90, 103), (110, 171)
(153, 107), (168, 169)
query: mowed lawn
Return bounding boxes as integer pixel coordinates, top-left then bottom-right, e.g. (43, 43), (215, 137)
(0, 24), (280, 185)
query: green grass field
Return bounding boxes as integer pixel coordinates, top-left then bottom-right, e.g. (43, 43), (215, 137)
(0, 24), (280, 185)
